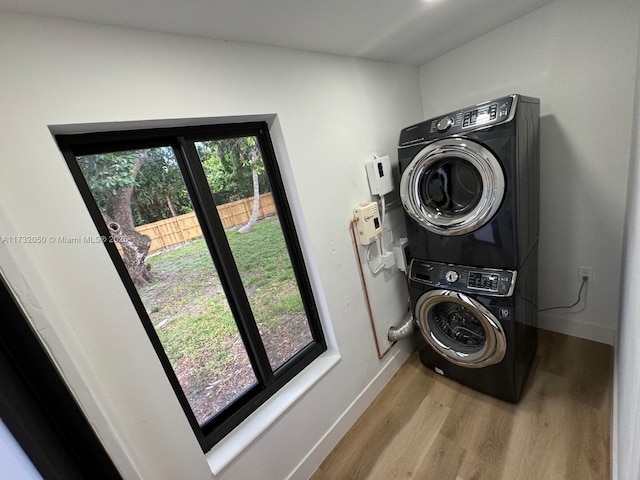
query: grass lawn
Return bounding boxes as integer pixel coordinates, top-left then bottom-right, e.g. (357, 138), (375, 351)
(137, 217), (312, 422)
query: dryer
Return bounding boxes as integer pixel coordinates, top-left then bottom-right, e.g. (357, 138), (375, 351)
(398, 94), (540, 270)
(409, 254), (537, 403)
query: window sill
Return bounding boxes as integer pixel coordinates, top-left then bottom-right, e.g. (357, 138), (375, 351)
(205, 350), (341, 476)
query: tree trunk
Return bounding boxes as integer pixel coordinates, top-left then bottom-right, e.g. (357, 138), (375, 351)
(103, 213), (152, 287)
(166, 195), (178, 217)
(104, 150), (153, 286)
(238, 149), (261, 233)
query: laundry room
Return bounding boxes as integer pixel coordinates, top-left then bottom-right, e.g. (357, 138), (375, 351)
(0, 0), (638, 479)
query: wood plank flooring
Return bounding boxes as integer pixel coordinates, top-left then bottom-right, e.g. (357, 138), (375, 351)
(310, 329), (612, 480)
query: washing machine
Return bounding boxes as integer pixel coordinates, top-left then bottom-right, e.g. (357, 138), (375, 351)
(398, 94), (540, 270)
(409, 254), (537, 403)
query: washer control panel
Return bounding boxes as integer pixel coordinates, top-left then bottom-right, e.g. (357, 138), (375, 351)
(399, 94), (518, 149)
(409, 259), (517, 297)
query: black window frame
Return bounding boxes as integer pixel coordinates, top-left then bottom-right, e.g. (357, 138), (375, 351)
(55, 121), (326, 451)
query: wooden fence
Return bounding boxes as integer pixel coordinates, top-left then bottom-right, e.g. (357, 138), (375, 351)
(136, 192), (276, 253)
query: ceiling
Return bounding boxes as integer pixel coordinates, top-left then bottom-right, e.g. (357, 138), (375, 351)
(0, 0), (554, 65)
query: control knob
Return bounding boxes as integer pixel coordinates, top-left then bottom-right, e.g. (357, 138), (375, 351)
(445, 270), (459, 283)
(436, 116), (454, 133)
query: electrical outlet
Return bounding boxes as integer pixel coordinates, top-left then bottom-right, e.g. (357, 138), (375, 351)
(578, 266), (594, 283)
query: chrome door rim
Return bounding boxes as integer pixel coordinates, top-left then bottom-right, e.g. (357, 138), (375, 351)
(415, 289), (506, 368)
(400, 138), (505, 236)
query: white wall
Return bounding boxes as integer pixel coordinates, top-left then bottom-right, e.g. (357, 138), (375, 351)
(418, 0), (640, 344)
(0, 12), (422, 479)
(615, 31), (640, 480)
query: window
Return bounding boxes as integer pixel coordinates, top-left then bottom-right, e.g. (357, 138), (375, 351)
(56, 122), (326, 450)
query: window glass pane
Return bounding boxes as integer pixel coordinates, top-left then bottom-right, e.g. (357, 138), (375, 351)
(75, 147), (257, 424)
(195, 138), (314, 370)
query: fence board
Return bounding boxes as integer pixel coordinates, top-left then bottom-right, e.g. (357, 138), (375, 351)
(135, 192), (275, 253)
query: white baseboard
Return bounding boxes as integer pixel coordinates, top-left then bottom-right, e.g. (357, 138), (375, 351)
(538, 313), (616, 345)
(286, 341), (415, 480)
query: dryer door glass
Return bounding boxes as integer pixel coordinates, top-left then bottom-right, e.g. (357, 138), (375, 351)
(419, 157), (483, 217)
(414, 289), (506, 368)
(400, 138), (505, 236)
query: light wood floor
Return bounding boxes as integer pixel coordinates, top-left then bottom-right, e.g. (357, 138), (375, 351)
(311, 329), (612, 480)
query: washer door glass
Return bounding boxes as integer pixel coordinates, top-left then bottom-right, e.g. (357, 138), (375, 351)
(400, 138), (505, 236)
(429, 301), (486, 353)
(415, 289), (506, 368)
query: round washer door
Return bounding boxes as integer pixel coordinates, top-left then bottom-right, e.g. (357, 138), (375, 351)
(400, 138), (505, 236)
(415, 289), (506, 368)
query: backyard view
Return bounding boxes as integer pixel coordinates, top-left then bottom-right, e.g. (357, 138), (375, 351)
(75, 136), (314, 424)
(141, 218), (312, 421)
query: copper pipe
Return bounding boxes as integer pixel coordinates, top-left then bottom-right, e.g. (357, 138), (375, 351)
(349, 219), (394, 359)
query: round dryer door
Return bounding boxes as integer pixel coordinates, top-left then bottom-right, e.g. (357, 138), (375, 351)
(400, 138), (505, 236)
(414, 289), (506, 368)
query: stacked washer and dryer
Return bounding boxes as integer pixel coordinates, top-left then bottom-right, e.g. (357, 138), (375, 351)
(398, 95), (540, 402)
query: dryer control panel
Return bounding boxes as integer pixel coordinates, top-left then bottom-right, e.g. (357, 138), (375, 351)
(399, 94), (519, 149)
(409, 259), (517, 297)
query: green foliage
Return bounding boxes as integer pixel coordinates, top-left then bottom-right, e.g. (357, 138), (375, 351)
(77, 148), (191, 225)
(132, 148), (193, 225)
(77, 137), (272, 227)
(77, 151), (139, 210)
(197, 137), (270, 205)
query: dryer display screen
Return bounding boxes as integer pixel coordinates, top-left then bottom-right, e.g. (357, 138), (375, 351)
(463, 103), (498, 128)
(468, 272), (499, 292)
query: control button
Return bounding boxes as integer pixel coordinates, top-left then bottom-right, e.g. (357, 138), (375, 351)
(436, 117), (454, 133)
(445, 270), (459, 283)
